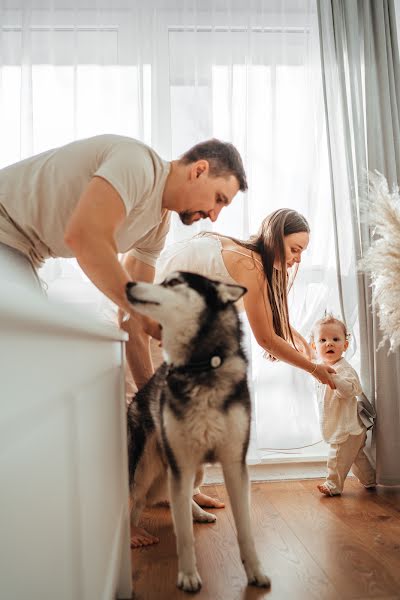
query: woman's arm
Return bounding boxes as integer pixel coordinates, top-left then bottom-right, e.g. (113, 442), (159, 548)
(235, 259), (336, 388)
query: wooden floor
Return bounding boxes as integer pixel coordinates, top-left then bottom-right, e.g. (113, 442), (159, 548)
(130, 478), (400, 600)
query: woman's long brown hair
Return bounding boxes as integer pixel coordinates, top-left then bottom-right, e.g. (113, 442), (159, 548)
(200, 208), (310, 346)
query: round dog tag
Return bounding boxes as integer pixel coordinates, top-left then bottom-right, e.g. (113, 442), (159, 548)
(210, 355), (222, 368)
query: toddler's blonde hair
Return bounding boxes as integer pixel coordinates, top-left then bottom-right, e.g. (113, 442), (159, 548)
(310, 314), (349, 343)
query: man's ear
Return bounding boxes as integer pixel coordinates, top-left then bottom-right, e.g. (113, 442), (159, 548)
(190, 159), (209, 179)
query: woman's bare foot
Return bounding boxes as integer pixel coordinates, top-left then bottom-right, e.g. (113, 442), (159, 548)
(193, 491), (225, 508)
(130, 526), (159, 548)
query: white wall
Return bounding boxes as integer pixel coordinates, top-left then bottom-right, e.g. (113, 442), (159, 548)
(0, 285), (132, 600)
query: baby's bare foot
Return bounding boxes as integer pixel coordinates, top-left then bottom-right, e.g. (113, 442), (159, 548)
(317, 483), (340, 497)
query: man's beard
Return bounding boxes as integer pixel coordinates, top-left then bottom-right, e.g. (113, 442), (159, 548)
(179, 210), (207, 225)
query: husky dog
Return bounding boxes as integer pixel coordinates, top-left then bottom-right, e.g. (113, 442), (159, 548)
(126, 271), (270, 593)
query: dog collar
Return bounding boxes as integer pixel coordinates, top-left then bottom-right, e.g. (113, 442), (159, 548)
(169, 354), (223, 375)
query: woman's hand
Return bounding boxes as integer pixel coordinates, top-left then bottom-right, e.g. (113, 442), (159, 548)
(312, 364), (336, 389)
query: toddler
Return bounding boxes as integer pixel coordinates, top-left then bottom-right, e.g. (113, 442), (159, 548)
(311, 315), (376, 496)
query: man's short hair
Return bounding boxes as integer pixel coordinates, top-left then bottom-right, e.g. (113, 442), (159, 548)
(180, 138), (248, 192)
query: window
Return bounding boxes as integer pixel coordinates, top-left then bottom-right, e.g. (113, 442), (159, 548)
(1, 3), (340, 457)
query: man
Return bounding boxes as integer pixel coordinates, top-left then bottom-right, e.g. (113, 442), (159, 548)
(0, 135), (246, 311)
(0, 133), (247, 540)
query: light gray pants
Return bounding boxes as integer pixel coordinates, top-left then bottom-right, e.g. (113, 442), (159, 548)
(325, 430), (376, 494)
(0, 243), (44, 294)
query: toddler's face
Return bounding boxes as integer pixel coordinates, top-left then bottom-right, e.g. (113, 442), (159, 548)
(314, 322), (348, 365)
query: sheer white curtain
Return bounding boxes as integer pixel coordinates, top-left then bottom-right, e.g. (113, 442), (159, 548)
(0, 0), (345, 456)
(164, 1), (342, 455)
(0, 0), (157, 312)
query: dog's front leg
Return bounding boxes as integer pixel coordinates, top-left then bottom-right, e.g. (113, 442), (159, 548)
(222, 461), (270, 588)
(169, 469), (202, 593)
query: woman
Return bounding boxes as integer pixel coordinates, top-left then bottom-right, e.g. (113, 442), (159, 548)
(126, 208), (336, 546)
(155, 208), (335, 387)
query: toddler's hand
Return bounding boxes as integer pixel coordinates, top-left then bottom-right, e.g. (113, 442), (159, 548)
(297, 340), (313, 360)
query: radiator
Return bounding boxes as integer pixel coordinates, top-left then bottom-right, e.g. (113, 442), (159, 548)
(0, 284), (132, 600)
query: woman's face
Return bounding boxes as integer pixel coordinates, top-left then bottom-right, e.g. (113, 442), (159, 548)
(274, 231), (309, 270)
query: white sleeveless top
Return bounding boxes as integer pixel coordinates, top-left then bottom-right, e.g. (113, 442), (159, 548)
(155, 234), (262, 286)
(155, 235), (235, 284)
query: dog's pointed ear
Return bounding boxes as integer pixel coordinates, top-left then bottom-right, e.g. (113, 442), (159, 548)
(217, 282), (247, 304)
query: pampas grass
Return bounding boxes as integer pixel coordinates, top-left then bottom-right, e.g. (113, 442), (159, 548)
(360, 171), (400, 352)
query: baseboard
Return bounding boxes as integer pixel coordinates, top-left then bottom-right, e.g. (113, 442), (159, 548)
(204, 459), (328, 484)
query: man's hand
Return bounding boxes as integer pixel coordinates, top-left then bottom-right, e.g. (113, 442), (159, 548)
(143, 318), (162, 341)
(119, 307), (162, 341)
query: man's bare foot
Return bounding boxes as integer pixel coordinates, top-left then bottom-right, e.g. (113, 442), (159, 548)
(130, 526), (159, 548)
(193, 492), (225, 508)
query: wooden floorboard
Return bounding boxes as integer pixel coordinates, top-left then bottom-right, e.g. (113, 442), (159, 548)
(264, 480), (399, 598)
(216, 481), (340, 600)
(301, 479), (400, 592)
(130, 479), (400, 600)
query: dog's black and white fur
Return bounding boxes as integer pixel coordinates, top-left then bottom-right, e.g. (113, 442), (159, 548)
(126, 271), (270, 593)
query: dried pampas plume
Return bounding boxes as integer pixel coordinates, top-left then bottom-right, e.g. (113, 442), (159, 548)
(360, 171), (400, 352)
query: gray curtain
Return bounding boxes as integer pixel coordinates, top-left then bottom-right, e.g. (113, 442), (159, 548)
(318, 0), (400, 485)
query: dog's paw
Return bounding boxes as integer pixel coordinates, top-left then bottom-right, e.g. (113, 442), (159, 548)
(247, 570), (271, 588)
(191, 501), (217, 523)
(193, 509), (217, 523)
(177, 570), (202, 593)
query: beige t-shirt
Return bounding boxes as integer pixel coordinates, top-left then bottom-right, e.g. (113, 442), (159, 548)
(0, 134), (171, 268)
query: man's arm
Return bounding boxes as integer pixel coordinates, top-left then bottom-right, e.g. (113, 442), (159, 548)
(64, 176), (134, 313)
(119, 253), (160, 390)
(65, 176), (161, 389)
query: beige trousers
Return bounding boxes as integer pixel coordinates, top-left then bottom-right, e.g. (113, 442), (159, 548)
(325, 430), (376, 494)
